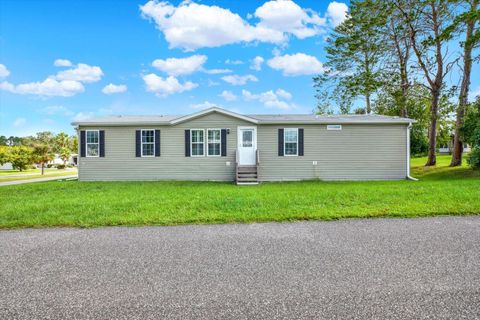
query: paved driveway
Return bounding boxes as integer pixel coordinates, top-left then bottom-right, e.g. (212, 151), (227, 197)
(1, 217), (479, 319)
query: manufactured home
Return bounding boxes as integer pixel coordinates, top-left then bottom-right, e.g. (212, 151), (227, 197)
(72, 107), (415, 184)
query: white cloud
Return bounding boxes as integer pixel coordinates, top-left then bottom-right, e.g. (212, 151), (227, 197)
(242, 88), (294, 110)
(54, 59), (73, 67)
(0, 64), (10, 78)
(190, 101), (220, 109)
(221, 74), (258, 86)
(72, 112), (95, 122)
(275, 88), (292, 100)
(140, 0), (326, 51)
(203, 68), (232, 75)
(250, 56), (264, 71)
(55, 63), (103, 83)
(225, 59), (244, 65)
(13, 118), (26, 127)
(40, 105), (74, 116)
(267, 53), (324, 76)
(254, 0), (326, 39)
(0, 78), (85, 97)
(326, 2), (348, 27)
(0, 61), (102, 97)
(219, 90), (237, 101)
(152, 55), (207, 76)
(102, 83), (128, 94)
(142, 73), (198, 97)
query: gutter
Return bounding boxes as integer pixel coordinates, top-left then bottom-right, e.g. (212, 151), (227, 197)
(406, 123), (418, 181)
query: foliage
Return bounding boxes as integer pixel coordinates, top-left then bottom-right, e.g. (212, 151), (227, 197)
(462, 98), (480, 168)
(0, 146), (11, 165)
(314, 0), (388, 114)
(8, 146), (34, 171)
(59, 147), (71, 165)
(32, 143), (54, 175)
(461, 98), (480, 147)
(467, 148), (480, 168)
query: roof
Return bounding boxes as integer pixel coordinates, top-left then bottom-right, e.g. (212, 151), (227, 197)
(71, 107), (415, 126)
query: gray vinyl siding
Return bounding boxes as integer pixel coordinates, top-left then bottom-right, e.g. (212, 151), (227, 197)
(78, 112), (408, 181)
(78, 113), (251, 181)
(257, 124), (408, 181)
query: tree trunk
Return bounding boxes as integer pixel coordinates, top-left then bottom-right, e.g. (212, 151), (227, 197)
(450, 2), (476, 167)
(365, 92), (371, 114)
(41, 163), (45, 175)
(426, 90), (440, 166)
(399, 61), (409, 117)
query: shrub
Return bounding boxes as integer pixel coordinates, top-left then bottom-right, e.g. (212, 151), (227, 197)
(56, 164), (66, 170)
(467, 148), (480, 169)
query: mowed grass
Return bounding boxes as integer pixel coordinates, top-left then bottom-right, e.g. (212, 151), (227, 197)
(0, 155), (478, 228)
(0, 170), (77, 182)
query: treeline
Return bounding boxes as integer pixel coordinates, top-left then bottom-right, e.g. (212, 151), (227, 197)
(0, 132), (77, 174)
(314, 0), (480, 167)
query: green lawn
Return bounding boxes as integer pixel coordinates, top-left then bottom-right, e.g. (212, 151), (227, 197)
(0, 169), (77, 182)
(0, 167), (68, 176)
(0, 155), (478, 229)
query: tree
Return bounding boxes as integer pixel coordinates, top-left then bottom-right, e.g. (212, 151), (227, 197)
(314, 0), (386, 114)
(450, 0), (480, 166)
(396, 0), (456, 166)
(0, 146), (11, 165)
(32, 143), (54, 175)
(9, 146), (34, 171)
(59, 147), (71, 166)
(54, 132), (70, 153)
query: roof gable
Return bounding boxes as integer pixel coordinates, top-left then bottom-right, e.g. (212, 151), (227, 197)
(170, 107), (258, 125)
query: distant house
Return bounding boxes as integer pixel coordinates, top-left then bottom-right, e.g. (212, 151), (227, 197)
(438, 139), (471, 154)
(47, 154), (78, 166)
(72, 107), (415, 184)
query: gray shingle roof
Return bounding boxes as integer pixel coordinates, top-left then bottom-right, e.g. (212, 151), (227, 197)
(72, 107), (414, 126)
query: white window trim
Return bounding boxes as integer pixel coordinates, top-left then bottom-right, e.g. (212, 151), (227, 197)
(190, 129), (205, 157)
(284, 128), (298, 157)
(327, 124), (342, 130)
(85, 130), (100, 158)
(140, 129), (155, 157)
(207, 128), (222, 157)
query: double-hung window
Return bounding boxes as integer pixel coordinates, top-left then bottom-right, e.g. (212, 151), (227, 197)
(207, 129), (221, 156)
(284, 128), (298, 156)
(86, 130), (99, 157)
(191, 129), (204, 156)
(141, 129), (155, 157)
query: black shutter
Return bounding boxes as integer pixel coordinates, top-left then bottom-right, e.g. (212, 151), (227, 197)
(155, 130), (160, 157)
(185, 130), (191, 157)
(221, 129), (227, 157)
(298, 128), (304, 156)
(135, 130), (141, 157)
(278, 128), (284, 156)
(99, 130), (105, 157)
(80, 130), (86, 157)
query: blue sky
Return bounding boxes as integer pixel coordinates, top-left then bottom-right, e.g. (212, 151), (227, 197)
(0, 0), (478, 137)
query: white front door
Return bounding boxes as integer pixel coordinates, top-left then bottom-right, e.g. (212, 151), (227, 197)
(238, 126), (257, 165)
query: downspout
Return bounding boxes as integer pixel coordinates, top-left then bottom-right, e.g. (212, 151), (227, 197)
(406, 123), (418, 181)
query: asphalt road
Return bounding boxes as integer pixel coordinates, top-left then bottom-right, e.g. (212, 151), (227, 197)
(1, 217), (479, 319)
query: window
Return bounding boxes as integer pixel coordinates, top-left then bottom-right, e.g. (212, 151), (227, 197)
(191, 129), (204, 156)
(207, 129), (221, 156)
(141, 129), (155, 157)
(284, 128), (298, 156)
(86, 130), (99, 157)
(327, 124), (342, 130)
(242, 130), (253, 147)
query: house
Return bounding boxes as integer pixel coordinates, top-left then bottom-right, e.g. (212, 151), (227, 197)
(71, 107), (415, 184)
